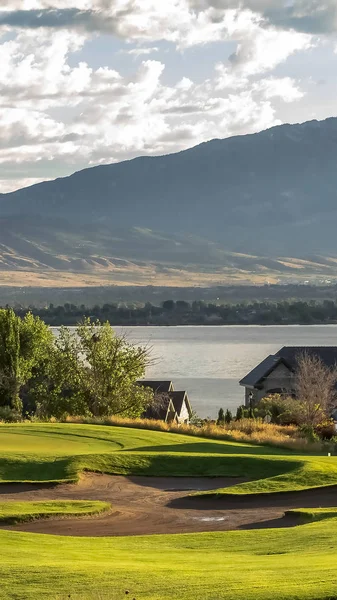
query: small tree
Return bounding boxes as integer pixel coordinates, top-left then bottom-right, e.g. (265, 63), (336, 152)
(217, 408), (225, 426)
(225, 409), (233, 425)
(235, 405), (245, 421)
(295, 352), (337, 427)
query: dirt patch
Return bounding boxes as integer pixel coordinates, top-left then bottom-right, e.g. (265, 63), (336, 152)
(0, 474), (335, 537)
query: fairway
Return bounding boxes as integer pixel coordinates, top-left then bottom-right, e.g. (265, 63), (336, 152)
(0, 427), (121, 454)
(2, 515), (337, 600)
(1, 423), (337, 494)
(2, 422), (337, 599)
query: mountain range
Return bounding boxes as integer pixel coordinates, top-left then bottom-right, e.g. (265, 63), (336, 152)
(2, 117), (337, 287)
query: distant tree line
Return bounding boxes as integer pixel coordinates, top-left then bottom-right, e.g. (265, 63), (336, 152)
(9, 298), (337, 326)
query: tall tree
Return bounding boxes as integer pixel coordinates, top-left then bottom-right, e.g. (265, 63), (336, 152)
(295, 352), (337, 427)
(77, 320), (152, 417)
(0, 309), (53, 413)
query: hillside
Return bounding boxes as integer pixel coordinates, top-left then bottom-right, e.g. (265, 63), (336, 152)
(1, 117), (337, 286)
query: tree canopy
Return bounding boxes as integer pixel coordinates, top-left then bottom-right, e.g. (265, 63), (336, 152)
(0, 313), (152, 421)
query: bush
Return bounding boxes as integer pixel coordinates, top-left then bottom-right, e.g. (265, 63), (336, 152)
(217, 408), (225, 426)
(225, 409), (233, 424)
(235, 405), (245, 420)
(0, 406), (22, 423)
(257, 394), (301, 425)
(315, 421), (336, 440)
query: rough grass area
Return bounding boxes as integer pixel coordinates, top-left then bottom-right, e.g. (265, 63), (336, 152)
(1, 423), (337, 495)
(3, 515), (337, 599)
(0, 501), (110, 525)
(65, 415), (318, 452)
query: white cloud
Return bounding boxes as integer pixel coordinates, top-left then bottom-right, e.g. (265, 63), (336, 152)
(123, 46), (159, 57)
(0, 0), (330, 192)
(0, 21), (306, 192)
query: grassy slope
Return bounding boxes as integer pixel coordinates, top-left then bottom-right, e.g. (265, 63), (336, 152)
(2, 425), (337, 599)
(2, 517), (337, 600)
(0, 501), (110, 525)
(1, 423), (337, 495)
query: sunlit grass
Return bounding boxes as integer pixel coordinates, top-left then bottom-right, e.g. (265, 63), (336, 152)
(0, 423), (336, 495)
(0, 501), (110, 525)
(3, 516), (337, 599)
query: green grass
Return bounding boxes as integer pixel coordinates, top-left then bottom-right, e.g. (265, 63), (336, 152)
(3, 516), (337, 599)
(1, 423), (337, 495)
(2, 424), (337, 599)
(0, 500), (110, 525)
(286, 507), (337, 523)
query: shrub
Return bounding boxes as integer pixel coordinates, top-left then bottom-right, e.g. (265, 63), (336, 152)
(235, 405), (245, 420)
(0, 406), (22, 423)
(257, 394), (302, 425)
(217, 408), (225, 426)
(315, 421), (336, 440)
(225, 409), (233, 424)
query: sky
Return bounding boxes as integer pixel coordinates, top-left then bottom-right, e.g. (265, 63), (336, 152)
(1, 1), (337, 193)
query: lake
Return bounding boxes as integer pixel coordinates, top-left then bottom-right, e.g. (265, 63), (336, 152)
(113, 325), (337, 419)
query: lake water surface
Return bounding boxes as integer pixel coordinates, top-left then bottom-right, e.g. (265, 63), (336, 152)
(113, 325), (337, 418)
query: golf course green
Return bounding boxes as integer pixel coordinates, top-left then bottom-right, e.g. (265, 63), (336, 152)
(1, 422), (337, 600)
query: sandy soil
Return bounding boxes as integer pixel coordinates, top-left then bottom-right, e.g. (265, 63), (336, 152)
(1, 474), (336, 537)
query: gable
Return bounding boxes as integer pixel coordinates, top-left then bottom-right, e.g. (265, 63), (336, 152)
(262, 362), (293, 390)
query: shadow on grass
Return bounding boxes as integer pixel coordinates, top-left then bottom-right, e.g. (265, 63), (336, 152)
(123, 441), (290, 455)
(0, 456), (76, 485)
(239, 513), (300, 530)
(167, 484), (337, 511)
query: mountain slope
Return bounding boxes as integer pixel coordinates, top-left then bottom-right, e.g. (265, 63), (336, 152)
(1, 117), (337, 285)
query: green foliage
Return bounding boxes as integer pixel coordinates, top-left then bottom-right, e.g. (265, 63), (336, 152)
(235, 405), (245, 420)
(216, 408), (225, 426)
(0, 406), (22, 423)
(225, 409), (232, 424)
(28, 319), (152, 419)
(76, 319), (152, 417)
(258, 394), (302, 425)
(0, 309), (53, 414)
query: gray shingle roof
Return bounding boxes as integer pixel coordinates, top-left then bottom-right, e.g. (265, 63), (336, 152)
(137, 380), (174, 393)
(239, 355), (288, 387)
(276, 346), (337, 369)
(240, 346), (337, 388)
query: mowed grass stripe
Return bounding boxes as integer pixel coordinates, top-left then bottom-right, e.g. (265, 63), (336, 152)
(2, 516), (337, 599)
(1, 423), (337, 494)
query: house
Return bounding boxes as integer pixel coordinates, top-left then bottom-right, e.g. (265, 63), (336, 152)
(239, 346), (337, 406)
(137, 380), (193, 424)
(168, 391), (193, 424)
(137, 380), (174, 394)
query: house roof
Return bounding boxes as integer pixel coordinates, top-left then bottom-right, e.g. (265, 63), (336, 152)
(143, 397), (176, 421)
(169, 391), (193, 417)
(137, 380), (174, 393)
(276, 346), (337, 369)
(142, 390), (192, 420)
(239, 355), (287, 387)
(240, 346), (337, 388)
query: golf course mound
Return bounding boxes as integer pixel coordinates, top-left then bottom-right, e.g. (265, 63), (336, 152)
(2, 422), (337, 599)
(1, 422), (337, 496)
